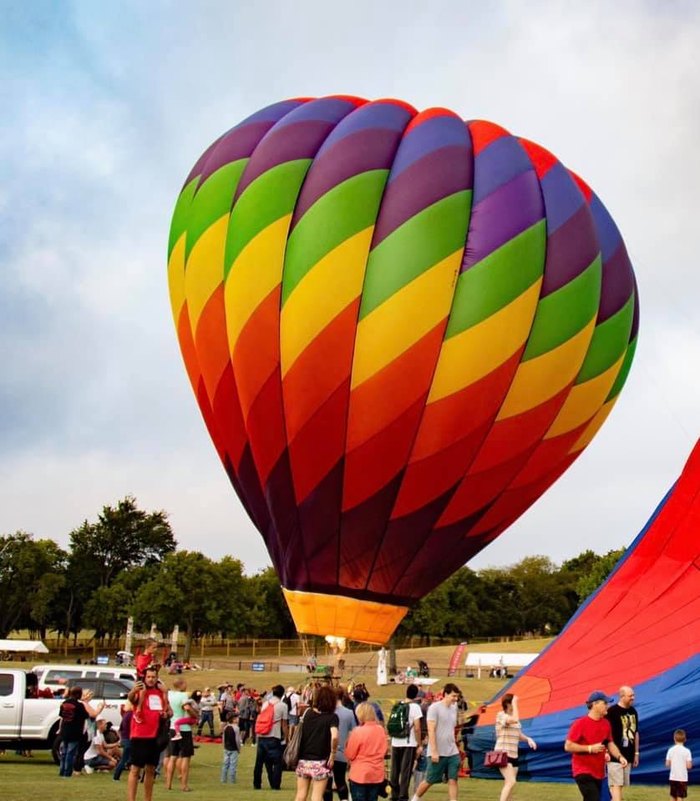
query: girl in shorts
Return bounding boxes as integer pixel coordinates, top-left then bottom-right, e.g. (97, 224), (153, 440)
(495, 694), (537, 801)
(294, 684), (339, 801)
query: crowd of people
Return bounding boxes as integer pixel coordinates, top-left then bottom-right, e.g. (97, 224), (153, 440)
(50, 642), (693, 801)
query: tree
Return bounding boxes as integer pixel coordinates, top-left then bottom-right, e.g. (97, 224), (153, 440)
(132, 551), (222, 660)
(0, 532), (66, 637)
(576, 548), (626, 602)
(246, 567), (296, 638)
(69, 496), (176, 590)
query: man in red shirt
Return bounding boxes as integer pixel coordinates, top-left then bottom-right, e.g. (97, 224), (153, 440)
(565, 690), (628, 801)
(127, 667), (172, 801)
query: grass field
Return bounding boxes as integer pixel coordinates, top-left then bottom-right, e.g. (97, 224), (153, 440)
(0, 749), (667, 801)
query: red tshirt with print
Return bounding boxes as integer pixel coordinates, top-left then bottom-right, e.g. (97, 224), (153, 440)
(130, 687), (166, 739)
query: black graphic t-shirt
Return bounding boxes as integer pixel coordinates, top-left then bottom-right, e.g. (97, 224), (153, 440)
(606, 704), (639, 762)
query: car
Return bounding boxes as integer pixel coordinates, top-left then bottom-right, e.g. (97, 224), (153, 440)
(32, 663), (136, 692)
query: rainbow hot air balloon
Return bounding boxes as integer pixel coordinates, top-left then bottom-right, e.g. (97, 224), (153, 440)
(167, 96), (639, 644)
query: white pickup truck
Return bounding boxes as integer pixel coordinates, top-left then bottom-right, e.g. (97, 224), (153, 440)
(0, 669), (124, 758)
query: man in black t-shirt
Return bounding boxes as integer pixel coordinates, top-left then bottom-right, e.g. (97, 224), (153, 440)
(58, 686), (89, 777)
(606, 685), (640, 801)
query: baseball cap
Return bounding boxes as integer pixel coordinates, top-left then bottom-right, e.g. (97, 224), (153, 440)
(586, 690), (613, 704)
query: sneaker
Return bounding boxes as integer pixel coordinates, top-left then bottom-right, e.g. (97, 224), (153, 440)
(171, 733), (182, 741)
(83, 765), (94, 774)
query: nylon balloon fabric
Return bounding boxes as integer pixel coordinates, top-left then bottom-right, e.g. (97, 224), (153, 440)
(471, 439), (700, 785)
(167, 96), (638, 643)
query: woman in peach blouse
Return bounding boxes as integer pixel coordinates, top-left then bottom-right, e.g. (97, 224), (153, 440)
(344, 702), (388, 801)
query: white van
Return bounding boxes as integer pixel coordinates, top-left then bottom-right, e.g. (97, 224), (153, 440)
(32, 663), (136, 692)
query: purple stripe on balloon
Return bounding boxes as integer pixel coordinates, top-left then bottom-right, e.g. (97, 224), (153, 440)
(389, 114), (470, 181)
(589, 192), (622, 262)
(540, 162), (586, 234)
(234, 120), (337, 200)
(195, 121), (279, 187)
(316, 100), (414, 158)
(473, 135), (532, 204)
(461, 170), (544, 273)
(372, 145), (472, 246)
(185, 131), (226, 187)
(598, 243), (635, 323)
(242, 98), (309, 125)
(541, 203), (599, 296)
(290, 128), (403, 228)
(273, 96), (365, 128)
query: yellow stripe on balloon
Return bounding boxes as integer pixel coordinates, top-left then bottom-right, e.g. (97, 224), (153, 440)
(545, 354), (625, 438)
(427, 279), (542, 403)
(224, 214), (292, 352)
(184, 215), (229, 332)
(167, 233), (187, 326)
(350, 249), (462, 390)
(569, 398), (617, 453)
(497, 317), (597, 420)
(280, 227), (374, 377)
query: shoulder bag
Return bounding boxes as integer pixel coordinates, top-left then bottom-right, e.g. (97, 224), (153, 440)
(484, 749), (509, 768)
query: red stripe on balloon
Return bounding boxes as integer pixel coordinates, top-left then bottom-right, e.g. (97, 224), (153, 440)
(468, 120), (510, 155)
(518, 138), (558, 180)
(244, 369), (287, 485)
(194, 286), (231, 403)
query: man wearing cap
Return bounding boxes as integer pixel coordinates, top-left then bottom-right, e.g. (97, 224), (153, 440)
(606, 686), (640, 801)
(565, 691), (628, 801)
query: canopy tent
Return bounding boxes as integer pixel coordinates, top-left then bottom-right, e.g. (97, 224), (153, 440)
(0, 639), (49, 654)
(471, 438), (700, 785)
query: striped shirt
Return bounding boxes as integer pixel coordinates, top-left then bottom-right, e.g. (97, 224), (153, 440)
(495, 711), (521, 758)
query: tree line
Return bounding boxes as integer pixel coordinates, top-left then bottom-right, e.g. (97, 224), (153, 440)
(0, 496), (624, 655)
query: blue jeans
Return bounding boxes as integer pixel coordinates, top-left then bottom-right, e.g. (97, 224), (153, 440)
(198, 709), (216, 736)
(253, 737), (283, 789)
(349, 780), (380, 801)
(221, 748), (239, 782)
(59, 739), (79, 777)
(113, 738), (131, 780)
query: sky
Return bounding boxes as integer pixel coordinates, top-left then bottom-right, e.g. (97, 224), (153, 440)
(1, 0), (699, 578)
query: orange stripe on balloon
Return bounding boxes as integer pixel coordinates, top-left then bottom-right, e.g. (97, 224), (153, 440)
(282, 301), (359, 442)
(467, 384), (572, 474)
(346, 323), (444, 453)
(211, 363), (248, 471)
(176, 303), (202, 395)
(409, 349), (523, 462)
(232, 287), (281, 422)
(194, 285), (230, 403)
(343, 395), (426, 512)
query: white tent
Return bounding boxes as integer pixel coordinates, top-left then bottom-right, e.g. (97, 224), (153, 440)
(0, 639), (49, 654)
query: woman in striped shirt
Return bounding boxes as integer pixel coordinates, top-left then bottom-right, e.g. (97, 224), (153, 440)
(495, 694), (537, 801)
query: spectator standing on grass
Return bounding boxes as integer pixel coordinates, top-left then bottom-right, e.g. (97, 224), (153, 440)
(494, 694), (537, 801)
(345, 702), (387, 801)
(410, 683), (462, 801)
(606, 686), (640, 801)
(57, 685), (90, 777)
(238, 688), (255, 744)
(165, 676), (195, 792)
(198, 686), (218, 737)
(113, 701), (133, 781)
(667, 729), (693, 801)
(221, 713), (241, 783)
(253, 683), (289, 790)
(323, 686), (357, 801)
(390, 684), (423, 801)
(564, 690), (628, 801)
(294, 684), (339, 801)
(127, 667), (172, 801)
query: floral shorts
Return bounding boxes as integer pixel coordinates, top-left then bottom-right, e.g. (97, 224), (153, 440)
(296, 759), (332, 781)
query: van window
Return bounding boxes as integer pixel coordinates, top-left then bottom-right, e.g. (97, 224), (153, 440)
(119, 673), (135, 681)
(84, 670), (99, 678)
(0, 674), (14, 696)
(45, 669), (82, 685)
(102, 680), (129, 697)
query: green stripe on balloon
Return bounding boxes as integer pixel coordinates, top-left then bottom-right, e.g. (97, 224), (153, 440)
(523, 255), (601, 361)
(168, 178), (198, 259)
(358, 191), (471, 320)
(281, 170), (389, 305)
(444, 220), (546, 339)
(223, 159), (313, 278)
(606, 335), (638, 402)
(575, 294), (635, 384)
(183, 161), (249, 262)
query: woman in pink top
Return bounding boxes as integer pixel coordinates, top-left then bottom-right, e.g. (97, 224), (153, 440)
(344, 702), (388, 801)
